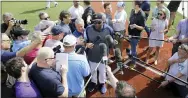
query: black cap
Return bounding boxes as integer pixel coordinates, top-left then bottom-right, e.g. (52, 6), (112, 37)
(92, 13), (103, 21)
(10, 27), (30, 37)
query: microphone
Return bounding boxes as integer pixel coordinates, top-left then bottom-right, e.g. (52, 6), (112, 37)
(115, 48), (124, 75)
(77, 35), (101, 54)
(105, 35), (117, 48)
(53, 45), (61, 54)
(99, 43), (108, 65)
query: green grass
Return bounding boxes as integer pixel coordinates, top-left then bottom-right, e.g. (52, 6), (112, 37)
(1, 1), (184, 37)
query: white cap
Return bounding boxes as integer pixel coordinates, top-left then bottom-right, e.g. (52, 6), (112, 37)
(117, 1), (125, 8)
(63, 34), (77, 46)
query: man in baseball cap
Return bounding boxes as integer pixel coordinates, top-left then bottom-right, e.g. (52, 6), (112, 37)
(43, 25), (66, 53)
(10, 27), (31, 52)
(63, 34), (90, 97)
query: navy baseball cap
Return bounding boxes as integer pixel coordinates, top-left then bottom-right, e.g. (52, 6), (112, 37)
(51, 25), (64, 35)
(92, 13), (103, 21)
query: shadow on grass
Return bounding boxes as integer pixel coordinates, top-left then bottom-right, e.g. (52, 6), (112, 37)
(20, 8), (46, 14)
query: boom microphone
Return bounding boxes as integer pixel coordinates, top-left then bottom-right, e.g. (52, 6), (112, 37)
(115, 48), (124, 75)
(99, 43), (108, 65)
(105, 35), (115, 48)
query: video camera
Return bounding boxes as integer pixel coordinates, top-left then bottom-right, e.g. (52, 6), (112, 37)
(10, 18), (28, 25)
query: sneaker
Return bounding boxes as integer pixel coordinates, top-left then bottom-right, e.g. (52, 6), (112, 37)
(88, 82), (96, 92)
(99, 84), (107, 94)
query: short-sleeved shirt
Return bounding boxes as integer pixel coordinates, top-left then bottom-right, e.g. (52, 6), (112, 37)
(24, 48), (39, 65)
(152, 5), (170, 20)
(68, 5), (84, 19)
(166, 53), (188, 86)
(1, 23), (8, 33)
(67, 52), (90, 96)
(29, 63), (64, 97)
(128, 9), (145, 37)
(15, 81), (42, 98)
(176, 19), (188, 40)
(12, 40), (31, 52)
(84, 24), (114, 62)
(113, 10), (127, 31)
(105, 13), (113, 28)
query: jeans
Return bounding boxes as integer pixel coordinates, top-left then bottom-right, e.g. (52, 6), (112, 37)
(130, 38), (139, 64)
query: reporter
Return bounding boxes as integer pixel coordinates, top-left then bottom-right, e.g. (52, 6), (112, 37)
(29, 47), (68, 97)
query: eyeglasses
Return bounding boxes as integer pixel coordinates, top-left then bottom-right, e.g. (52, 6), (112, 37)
(45, 57), (55, 61)
(94, 20), (102, 24)
(158, 13), (163, 16)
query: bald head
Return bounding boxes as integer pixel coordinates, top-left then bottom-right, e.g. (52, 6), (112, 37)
(37, 47), (54, 61)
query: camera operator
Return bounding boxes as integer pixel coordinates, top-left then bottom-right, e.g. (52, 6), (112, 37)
(62, 35), (90, 97)
(1, 33), (42, 98)
(1, 12), (14, 36)
(10, 27), (31, 52)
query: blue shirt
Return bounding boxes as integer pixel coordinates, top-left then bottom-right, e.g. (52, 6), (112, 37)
(12, 40), (31, 52)
(29, 63), (64, 97)
(58, 22), (72, 34)
(73, 30), (84, 38)
(1, 50), (16, 63)
(67, 52), (90, 97)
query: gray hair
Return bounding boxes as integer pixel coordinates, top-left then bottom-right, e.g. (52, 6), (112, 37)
(3, 12), (13, 20)
(38, 12), (48, 19)
(115, 81), (136, 98)
(75, 17), (84, 26)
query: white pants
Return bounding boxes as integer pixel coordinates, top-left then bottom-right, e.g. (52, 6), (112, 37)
(46, 0), (57, 8)
(89, 61), (106, 84)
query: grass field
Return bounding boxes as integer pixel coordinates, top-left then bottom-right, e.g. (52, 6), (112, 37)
(1, 1), (184, 36)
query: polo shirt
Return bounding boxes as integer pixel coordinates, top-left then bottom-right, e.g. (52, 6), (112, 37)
(15, 81), (42, 98)
(84, 24), (114, 62)
(141, 1), (150, 18)
(67, 52), (90, 96)
(29, 63), (64, 97)
(128, 9), (145, 37)
(12, 40), (31, 52)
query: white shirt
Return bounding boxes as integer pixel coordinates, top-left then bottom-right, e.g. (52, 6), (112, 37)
(113, 10), (127, 31)
(44, 39), (64, 52)
(166, 52), (188, 86)
(68, 5), (84, 19)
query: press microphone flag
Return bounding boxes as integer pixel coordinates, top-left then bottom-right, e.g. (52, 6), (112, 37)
(99, 43), (108, 65)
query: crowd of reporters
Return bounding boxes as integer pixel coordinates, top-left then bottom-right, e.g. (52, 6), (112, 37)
(1, 0), (188, 98)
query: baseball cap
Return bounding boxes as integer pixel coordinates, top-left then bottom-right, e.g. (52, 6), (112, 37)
(51, 25), (65, 35)
(10, 27), (30, 37)
(117, 1), (125, 8)
(92, 13), (103, 21)
(63, 34), (77, 46)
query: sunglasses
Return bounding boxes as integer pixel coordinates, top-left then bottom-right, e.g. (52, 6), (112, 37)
(94, 20), (102, 24)
(42, 16), (50, 20)
(158, 13), (163, 16)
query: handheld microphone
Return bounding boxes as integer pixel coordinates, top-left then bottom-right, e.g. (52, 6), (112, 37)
(115, 48), (124, 75)
(99, 43), (108, 65)
(105, 35), (117, 48)
(76, 35), (101, 54)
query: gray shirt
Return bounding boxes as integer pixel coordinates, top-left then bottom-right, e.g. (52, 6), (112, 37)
(105, 13), (113, 28)
(176, 19), (188, 40)
(58, 22), (72, 34)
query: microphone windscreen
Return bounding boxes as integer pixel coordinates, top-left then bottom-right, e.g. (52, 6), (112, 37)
(105, 35), (114, 48)
(99, 43), (108, 57)
(115, 48), (122, 62)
